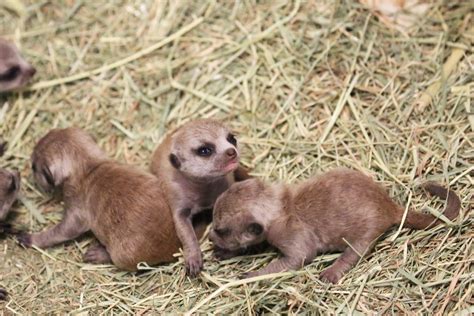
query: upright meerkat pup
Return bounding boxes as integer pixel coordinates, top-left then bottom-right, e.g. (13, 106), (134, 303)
(150, 119), (249, 276)
(0, 141), (21, 301)
(0, 38), (36, 93)
(18, 127), (205, 270)
(210, 168), (461, 283)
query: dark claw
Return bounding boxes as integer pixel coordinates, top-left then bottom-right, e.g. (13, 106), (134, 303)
(0, 288), (7, 300)
(319, 268), (341, 284)
(17, 233), (32, 248)
(185, 256), (203, 277)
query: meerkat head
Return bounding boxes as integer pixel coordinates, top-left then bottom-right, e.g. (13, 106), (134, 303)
(0, 142), (21, 221)
(210, 179), (282, 251)
(168, 119), (240, 181)
(0, 39), (36, 93)
(31, 128), (107, 193)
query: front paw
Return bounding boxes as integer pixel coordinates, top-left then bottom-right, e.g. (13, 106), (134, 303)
(17, 233), (33, 248)
(0, 288), (7, 300)
(320, 267), (343, 284)
(185, 252), (203, 277)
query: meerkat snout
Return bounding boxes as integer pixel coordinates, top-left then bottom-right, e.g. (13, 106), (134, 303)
(0, 39), (36, 93)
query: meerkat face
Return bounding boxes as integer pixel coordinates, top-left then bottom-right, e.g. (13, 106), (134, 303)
(32, 128), (106, 193)
(0, 39), (36, 93)
(168, 119), (240, 181)
(0, 168), (20, 221)
(210, 179), (274, 251)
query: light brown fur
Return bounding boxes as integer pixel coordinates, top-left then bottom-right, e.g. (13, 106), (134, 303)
(0, 38), (35, 93)
(210, 168), (461, 283)
(18, 127), (203, 271)
(150, 119), (250, 276)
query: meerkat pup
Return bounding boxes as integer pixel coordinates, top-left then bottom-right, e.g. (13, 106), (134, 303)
(210, 168), (461, 283)
(17, 127), (207, 271)
(150, 119), (250, 276)
(0, 38), (36, 93)
(0, 141), (21, 301)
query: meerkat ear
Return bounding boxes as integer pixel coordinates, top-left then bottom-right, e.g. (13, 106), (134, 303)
(247, 222), (263, 235)
(169, 153), (181, 169)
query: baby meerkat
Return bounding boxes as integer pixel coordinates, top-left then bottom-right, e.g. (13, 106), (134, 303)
(0, 38), (36, 93)
(18, 127), (207, 270)
(0, 141), (21, 301)
(150, 119), (250, 276)
(210, 168), (461, 283)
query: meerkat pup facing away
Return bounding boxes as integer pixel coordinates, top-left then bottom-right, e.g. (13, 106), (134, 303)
(0, 39), (36, 93)
(210, 168), (461, 283)
(0, 141), (21, 301)
(17, 127), (201, 271)
(150, 119), (250, 276)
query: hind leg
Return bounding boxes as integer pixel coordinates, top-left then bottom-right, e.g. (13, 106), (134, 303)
(320, 240), (373, 284)
(83, 243), (112, 264)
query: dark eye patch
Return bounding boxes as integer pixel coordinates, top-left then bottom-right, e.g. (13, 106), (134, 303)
(0, 66), (20, 82)
(226, 133), (237, 146)
(214, 228), (231, 238)
(247, 222), (263, 235)
(42, 167), (55, 187)
(195, 142), (215, 157)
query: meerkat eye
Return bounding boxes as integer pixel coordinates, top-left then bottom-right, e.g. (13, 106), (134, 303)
(196, 146), (213, 157)
(0, 66), (20, 82)
(42, 167), (55, 187)
(215, 228), (231, 238)
(247, 222), (263, 235)
(226, 133), (237, 146)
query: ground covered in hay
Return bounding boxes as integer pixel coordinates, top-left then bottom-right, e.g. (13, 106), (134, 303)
(0, 0), (472, 314)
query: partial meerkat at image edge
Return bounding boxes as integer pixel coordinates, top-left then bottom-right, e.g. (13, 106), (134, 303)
(17, 127), (208, 271)
(0, 38), (36, 93)
(0, 141), (22, 301)
(150, 118), (251, 276)
(210, 168), (462, 283)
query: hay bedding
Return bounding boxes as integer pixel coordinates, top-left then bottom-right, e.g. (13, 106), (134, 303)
(0, 0), (472, 314)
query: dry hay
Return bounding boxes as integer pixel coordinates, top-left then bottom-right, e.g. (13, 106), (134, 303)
(0, 0), (472, 314)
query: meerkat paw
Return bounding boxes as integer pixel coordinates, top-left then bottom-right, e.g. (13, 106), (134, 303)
(320, 267), (343, 284)
(185, 253), (203, 277)
(0, 288), (7, 300)
(17, 233), (33, 248)
(83, 244), (112, 264)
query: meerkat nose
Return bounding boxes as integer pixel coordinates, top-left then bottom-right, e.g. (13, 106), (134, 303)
(225, 148), (237, 159)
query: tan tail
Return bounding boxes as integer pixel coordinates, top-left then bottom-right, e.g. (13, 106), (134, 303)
(403, 182), (461, 230)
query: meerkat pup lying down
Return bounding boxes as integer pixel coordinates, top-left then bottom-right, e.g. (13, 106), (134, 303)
(150, 119), (250, 276)
(210, 168), (461, 283)
(0, 38), (36, 93)
(0, 141), (21, 300)
(18, 128), (207, 270)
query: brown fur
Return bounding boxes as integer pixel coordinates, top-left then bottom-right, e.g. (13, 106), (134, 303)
(0, 141), (21, 301)
(210, 168), (461, 283)
(0, 38), (35, 93)
(150, 119), (251, 276)
(18, 127), (203, 271)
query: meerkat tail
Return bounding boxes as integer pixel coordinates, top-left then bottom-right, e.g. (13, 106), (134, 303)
(403, 182), (461, 230)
